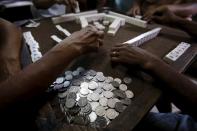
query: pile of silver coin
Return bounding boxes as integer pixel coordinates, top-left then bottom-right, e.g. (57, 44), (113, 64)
(52, 67), (134, 128)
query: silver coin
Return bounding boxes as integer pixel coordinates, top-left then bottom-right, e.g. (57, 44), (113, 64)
(79, 93), (87, 98)
(68, 86), (80, 93)
(88, 70), (97, 76)
(92, 77), (99, 82)
(103, 83), (113, 91)
(58, 91), (68, 99)
(88, 81), (98, 90)
(125, 90), (134, 99)
(123, 77), (132, 84)
(119, 84), (127, 91)
(53, 83), (64, 90)
(96, 75), (106, 82)
(106, 109), (118, 120)
(96, 72), (104, 76)
(65, 71), (72, 76)
(95, 106), (106, 116)
(105, 77), (114, 83)
(80, 87), (89, 95)
(63, 81), (70, 88)
(89, 112), (97, 123)
(114, 78), (122, 84)
(108, 98), (117, 108)
(103, 91), (113, 99)
(85, 75), (93, 80)
(67, 92), (77, 100)
(90, 93), (100, 101)
(65, 74), (73, 81)
(72, 70), (80, 76)
(72, 79), (81, 86)
(113, 98), (121, 103)
(80, 82), (89, 89)
(95, 116), (107, 128)
(81, 103), (92, 114)
(65, 98), (76, 109)
(121, 98), (132, 106)
(77, 67), (85, 73)
(115, 102), (127, 113)
(55, 77), (64, 84)
(94, 87), (103, 94)
(113, 90), (126, 99)
(111, 81), (120, 88)
(78, 97), (88, 107)
(87, 93), (93, 102)
(99, 97), (108, 107)
(90, 102), (100, 111)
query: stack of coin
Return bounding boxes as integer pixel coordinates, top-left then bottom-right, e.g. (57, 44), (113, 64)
(52, 67), (134, 128)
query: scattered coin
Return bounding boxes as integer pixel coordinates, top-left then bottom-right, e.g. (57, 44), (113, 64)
(90, 93), (100, 101)
(103, 91), (113, 99)
(107, 98), (117, 108)
(96, 75), (106, 82)
(115, 102), (127, 113)
(88, 70), (97, 76)
(94, 87), (103, 94)
(123, 77), (132, 84)
(80, 87), (89, 95)
(78, 97), (88, 107)
(106, 109), (118, 120)
(65, 71), (72, 76)
(88, 81), (98, 90)
(55, 77), (64, 84)
(103, 83), (113, 91)
(63, 81), (70, 88)
(72, 70), (80, 76)
(81, 103), (92, 115)
(121, 98), (132, 106)
(67, 92), (77, 100)
(111, 81), (120, 88)
(95, 106), (106, 116)
(95, 116), (107, 128)
(68, 86), (80, 93)
(72, 79), (81, 86)
(114, 78), (122, 84)
(99, 97), (108, 107)
(69, 106), (81, 115)
(90, 102), (100, 111)
(89, 112), (97, 123)
(58, 91), (68, 99)
(65, 99), (76, 109)
(105, 77), (113, 83)
(65, 74), (73, 81)
(113, 90), (126, 99)
(119, 84), (127, 91)
(125, 90), (134, 99)
(77, 67), (85, 73)
(53, 83), (64, 90)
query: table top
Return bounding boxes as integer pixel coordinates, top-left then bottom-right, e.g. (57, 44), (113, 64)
(22, 15), (197, 131)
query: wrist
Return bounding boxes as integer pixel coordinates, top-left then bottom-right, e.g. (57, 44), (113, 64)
(141, 58), (165, 71)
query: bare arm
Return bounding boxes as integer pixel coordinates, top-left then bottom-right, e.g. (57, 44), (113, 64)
(111, 44), (197, 116)
(0, 22), (104, 110)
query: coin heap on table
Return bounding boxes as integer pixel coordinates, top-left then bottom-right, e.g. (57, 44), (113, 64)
(52, 67), (134, 128)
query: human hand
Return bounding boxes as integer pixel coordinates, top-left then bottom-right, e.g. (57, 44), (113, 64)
(127, 2), (141, 16)
(61, 25), (104, 54)
(110, 44), (162, 69)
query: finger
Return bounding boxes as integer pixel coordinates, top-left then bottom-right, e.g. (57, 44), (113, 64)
(110, 51), (120, 57)
(151, 16), (162, 23)
(136, 9), (140, 15)
(96, 30), (104, 38)
(111, 56), (121, 62)
(98, 39), (103, 46)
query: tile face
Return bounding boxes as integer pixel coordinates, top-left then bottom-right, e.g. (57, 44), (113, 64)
(164, 42), (191, 61)
(51, 35), (62, 43)
(56, 25), (71, 37)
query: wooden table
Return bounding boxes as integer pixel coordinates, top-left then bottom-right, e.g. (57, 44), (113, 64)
(22, 15), (197, 131)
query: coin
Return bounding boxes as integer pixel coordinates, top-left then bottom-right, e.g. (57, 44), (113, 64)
(111, 81), (120, 88)
(65, 71), (72, 76)
(115, 102), (127, 113)
(90, 102), (100, 111)
(68, 86), (80, 93)
(53, 83), (64, 90)
(96, 75), (106, 82)
(123, 77), (132, 84)
(89, 112), (97, 122)
(63, 81), (70, 88)
(95, 106), (106, 116)
(97, 72), (104, 76)
(65, 98), (76, 108)
(119, 84), (127, 91)
(103, 83), (113, 91)
(95, 116), (107, 128)
(121, 98), (132, 106)
(88, 81), (98, 90)
(87, 93), (93, 101)
(85, 75), (93, 80)
(125, 90), (134, 99)
(65, 74), (73, 81)
(72, 70), (80, 76)
(55, 77), (64, 84)
(58, 91), (68, 99)
(81, 103), (92, 115)
(107, 98), (117, 108)
(80, 82), (89, 89)
(106, 109), (118, 120)
(99, 97), (108, 107)
(114, 78), (122, 84)
(80, 87), (89, 95)
(72, 79), (81, 86)
(68, 106), (80, 115)
(77, 67), (85, 73)
(90, 93), (100, 101)
(113, 90), (126, 99)
(105, 76), (114, 83)
(78, 97), (88, 107)
(94, 87), (103, 94)
(67, 92), (77, 100)
(103, 91), (113, 99)
(88, 70), (97, 76)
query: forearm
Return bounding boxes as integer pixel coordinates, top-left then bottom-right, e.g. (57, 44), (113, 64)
(33, 0), (56, 9)
(173, 3), (197, 17)
(174, 17), (197, 38)
(145, 60), (197, 113)
(0, 43), (80, 110)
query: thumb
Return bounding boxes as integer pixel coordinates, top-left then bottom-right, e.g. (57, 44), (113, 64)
(152, 16), (162, 23)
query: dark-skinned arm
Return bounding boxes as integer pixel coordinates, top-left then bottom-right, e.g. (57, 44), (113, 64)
(111, 44), (197, 116)
(0, 23), (103, 110)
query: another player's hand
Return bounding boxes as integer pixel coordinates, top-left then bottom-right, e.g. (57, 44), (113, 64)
(150, 7), (181, 26)
(110, 44), (161, 69)
(56, 0), (77, 11)
(62, 25), (104, 54)
(127, 3), (141, 16)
